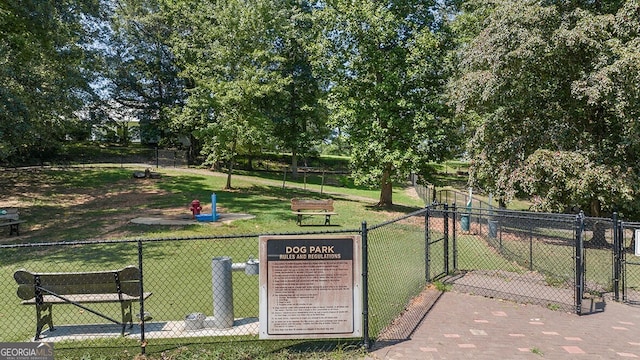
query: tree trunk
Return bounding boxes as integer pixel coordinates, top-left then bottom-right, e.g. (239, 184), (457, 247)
(590, 220), (608, 248)
(291, 151), (298, 179)
(588, 198), (609, 247)
(378, 164), (393, 207)
(247, 155), (253, 171)
(225, 138), (237, 190)
(225, 160), (234, 189)
(498, 199), (507, 209)
(590, 198), (601, 217)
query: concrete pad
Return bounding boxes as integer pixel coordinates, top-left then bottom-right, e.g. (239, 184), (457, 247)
(130, 213), (255, 226)
(33, 317), (259, 342)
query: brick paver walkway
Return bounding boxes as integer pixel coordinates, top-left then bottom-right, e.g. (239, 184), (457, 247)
(368, 290), (640, 359)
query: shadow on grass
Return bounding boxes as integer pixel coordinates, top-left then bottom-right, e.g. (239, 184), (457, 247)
(0, 168), (413, 266)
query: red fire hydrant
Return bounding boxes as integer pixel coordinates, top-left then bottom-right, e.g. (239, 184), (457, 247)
(189, 199), (202, 218)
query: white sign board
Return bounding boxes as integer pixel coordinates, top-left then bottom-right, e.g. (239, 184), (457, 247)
(258, 235), (362, 339)
(635, 229), (640, 256)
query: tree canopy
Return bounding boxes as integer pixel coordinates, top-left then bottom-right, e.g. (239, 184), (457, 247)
(106, 0), (187, 146)
(317, 0), (457, 206)
(450, 0), (640, 216)
(4, 0), (640, 216)
(165, 0), (288, 188)
(0, 1), (104, 163)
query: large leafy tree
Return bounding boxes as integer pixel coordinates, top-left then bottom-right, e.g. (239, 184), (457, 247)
(106, 0), (187, 146)
(451, 0), (640, 216)
(260, 0), (329, 177)
(0, 1), (105, 164)
(317, 0), (457, 206)
(166, 0), (287, 188)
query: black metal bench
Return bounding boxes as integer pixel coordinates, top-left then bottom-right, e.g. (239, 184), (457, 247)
(14, 266), (152, 340)
(0, 207), (25, 236)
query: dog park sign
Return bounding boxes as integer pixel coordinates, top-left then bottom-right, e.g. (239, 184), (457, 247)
(258, 235), (362, 339)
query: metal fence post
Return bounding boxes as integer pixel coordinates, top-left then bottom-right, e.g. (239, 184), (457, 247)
(529, 228), (533, 271)
(452, 203), (457, 272)
(613, 212), (620, 301)
(575, 212), (585, 315)
(444, 204), (449, 275)
(137, 240), (146, 355)
(479, 202), (483, 237)
(361, 221), (370, 349)
(425, 206), (430, 282)
(621, 222), (627, 302)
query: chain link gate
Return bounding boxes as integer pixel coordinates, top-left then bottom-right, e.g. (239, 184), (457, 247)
(428, 205), (590, 315)
(426, 204), (450, 282)
(620, 221), (640, 304)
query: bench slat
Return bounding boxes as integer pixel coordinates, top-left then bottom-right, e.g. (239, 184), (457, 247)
(0, 220), (25, 226)
(291, 199), (334, 212)
(291, 199), (337, 225)
(15, 266), (143, 300)
(17, 282), (143, 300)
(21, 292), (153, 305)
(0, 207), (20, 221)
(292, 211), (337, 216)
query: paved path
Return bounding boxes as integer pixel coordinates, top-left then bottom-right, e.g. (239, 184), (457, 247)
(368, 290), (640, 359)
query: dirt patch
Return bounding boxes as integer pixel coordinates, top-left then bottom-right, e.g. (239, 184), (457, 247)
(0, 170), (200, 240)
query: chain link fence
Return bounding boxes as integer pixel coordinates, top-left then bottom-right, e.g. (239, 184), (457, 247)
(0, 219), (432, 353)
(1, 230), (363, 352)
(3, 148), (190, 169)
(451, 208), (578, 312)
(1, 206), (636, 356)
(621, 222), (640, 304)
(427, 206), (617, 314)
(364, 209), (430, 343)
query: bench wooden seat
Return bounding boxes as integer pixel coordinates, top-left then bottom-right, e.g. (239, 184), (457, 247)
(0, 208), (25, 235)
(291, 198), (337, 225)
(14, 266), (152, 340)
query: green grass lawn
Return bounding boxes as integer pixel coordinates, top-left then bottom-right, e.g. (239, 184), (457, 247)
(0, 165), (629, 359)
(0, 166), (421, 359)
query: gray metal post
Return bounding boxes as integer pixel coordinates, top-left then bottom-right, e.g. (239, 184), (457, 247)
(211, 257), (234, 328)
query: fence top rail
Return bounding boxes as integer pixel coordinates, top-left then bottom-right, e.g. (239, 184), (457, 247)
(429, 205), (577, 222)
(367, 207), (428, 231)
(0, 228), (362, 249)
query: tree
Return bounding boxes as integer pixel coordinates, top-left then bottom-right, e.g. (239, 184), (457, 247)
(0, 1), (105, 164)
(450, 0), (640, 216)
(106, 0), (187, 147)
(316, 0), (457, 206)
(166, 0), (287, 189)
(259, 0), (330, 177)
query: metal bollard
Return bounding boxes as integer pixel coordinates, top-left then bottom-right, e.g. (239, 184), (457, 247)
(211, 257), (234, 329)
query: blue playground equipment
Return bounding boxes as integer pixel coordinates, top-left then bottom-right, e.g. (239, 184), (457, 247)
(196, 193), (220, 222)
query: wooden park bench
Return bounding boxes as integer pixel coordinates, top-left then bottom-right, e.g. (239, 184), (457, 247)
(14, 266), (152, 340)
(291, 198), (337, 225)
(0, 207), (25, 236)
